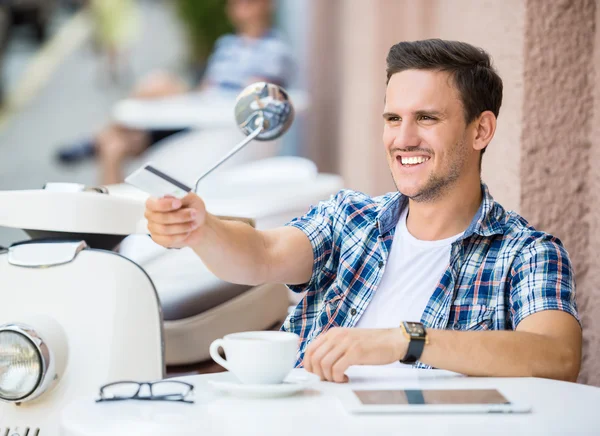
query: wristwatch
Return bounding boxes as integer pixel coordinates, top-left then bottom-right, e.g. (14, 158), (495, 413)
(399, 321), (428, 364)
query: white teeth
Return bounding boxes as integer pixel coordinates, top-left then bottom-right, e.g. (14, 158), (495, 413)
(401, 156), (429, 165)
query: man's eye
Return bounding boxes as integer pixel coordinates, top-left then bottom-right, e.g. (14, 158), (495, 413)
(387, 116), (400, 122)
(420, 116), (436, 121)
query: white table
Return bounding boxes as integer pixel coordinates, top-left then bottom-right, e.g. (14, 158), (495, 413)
(111, 91), (238, 130)
(60, 367), (600, 436)
(112, 89), (309, 131)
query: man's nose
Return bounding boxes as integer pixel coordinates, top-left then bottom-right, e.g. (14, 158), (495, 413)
(392, 121), (421, 149)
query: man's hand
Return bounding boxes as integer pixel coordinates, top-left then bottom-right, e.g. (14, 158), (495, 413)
(145, 193), (207, 249)
(303, 328), (407, 383)
(144, 191), (315, 286)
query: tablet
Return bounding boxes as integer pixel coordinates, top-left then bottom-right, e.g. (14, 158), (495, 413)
(339, 388), (531, 414)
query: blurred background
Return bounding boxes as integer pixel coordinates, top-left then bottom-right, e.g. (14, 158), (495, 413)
(0, 0), (598, 385)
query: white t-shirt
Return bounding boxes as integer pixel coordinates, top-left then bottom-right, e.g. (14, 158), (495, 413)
(356, 208), (463, 329)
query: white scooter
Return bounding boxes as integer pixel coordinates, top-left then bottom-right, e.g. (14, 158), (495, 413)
(0, 83), (343, 435)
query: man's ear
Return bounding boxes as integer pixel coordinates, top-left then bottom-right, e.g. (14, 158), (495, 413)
(472, 111), (497, 152)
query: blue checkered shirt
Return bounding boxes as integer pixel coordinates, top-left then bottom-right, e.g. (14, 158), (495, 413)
(282, 184), (579, 368)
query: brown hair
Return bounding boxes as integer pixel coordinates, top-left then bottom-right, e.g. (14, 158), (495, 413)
(386, 39), (503, 124)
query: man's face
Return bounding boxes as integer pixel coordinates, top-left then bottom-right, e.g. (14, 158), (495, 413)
(383, 69), (478, 202)
(227, 0), (271, 29)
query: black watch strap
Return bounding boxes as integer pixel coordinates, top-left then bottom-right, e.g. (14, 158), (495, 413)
(399, 337), (426, 364)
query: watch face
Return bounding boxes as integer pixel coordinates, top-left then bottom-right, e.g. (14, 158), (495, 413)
(404, 322), (425, 337)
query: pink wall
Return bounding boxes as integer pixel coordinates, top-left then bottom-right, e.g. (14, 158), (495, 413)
(308, 0), (525, 207)
(521, 0), (598, 385)
(434, 0), (525, 213)
(588, 0), (600, 388)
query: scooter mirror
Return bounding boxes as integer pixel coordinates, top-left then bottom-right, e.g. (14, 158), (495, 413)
(234, 81), (294, 141)
(193, 82), (295, 192)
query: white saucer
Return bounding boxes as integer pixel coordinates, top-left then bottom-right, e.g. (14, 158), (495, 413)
(208, 372), (320, 398)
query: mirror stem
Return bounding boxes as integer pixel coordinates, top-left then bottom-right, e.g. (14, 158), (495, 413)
(193, 117), (265, 193)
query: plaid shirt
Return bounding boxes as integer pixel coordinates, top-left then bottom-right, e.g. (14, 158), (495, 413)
(282, 184), (579, 368)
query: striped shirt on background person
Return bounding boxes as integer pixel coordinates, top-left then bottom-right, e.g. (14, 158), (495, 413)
(282, 184), (579, 368)
(204, 30), (295, 90)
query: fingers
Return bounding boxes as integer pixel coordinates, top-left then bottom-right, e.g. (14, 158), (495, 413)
(306, 339), (334, 381)
(146, 193), (205, 225)
(303, 332), (328, 374)
(331, 354), (351, 383)
(317, 344), (346, 382)
(145, 206), (197, 226)
(304, 328), (351, 383)
(145, 193), (207, 248)
(147, 219), (198, 236)
(305, 328), (396, 383)
(146, 196), (183, 213)
(149, 231), (191, 248)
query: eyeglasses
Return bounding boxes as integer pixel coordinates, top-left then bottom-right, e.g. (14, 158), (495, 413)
(96, 380), (194, 404)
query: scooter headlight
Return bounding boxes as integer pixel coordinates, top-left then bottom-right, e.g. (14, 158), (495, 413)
(0, 325), (47, 402)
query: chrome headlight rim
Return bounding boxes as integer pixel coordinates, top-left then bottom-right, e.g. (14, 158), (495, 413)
(0, 323), (51, 403)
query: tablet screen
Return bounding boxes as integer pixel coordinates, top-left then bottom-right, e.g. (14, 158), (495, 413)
(353, 389), (510, 405)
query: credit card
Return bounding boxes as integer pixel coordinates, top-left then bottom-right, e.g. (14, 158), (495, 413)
(125, 163), (192, 199)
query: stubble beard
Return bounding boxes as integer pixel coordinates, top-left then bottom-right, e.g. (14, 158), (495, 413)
(392, 137), (468, 203)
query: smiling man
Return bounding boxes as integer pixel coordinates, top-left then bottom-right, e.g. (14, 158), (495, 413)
(144, 39), (582, 383)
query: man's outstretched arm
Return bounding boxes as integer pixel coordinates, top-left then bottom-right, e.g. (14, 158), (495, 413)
(145, 193), (314, 286)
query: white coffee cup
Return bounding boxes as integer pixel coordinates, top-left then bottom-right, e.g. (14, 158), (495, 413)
(209, 331), (300, 385)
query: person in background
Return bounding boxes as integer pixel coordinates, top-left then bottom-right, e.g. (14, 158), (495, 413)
(143, 39), (582, 383)
(90, 0), (140, 83)
(57, 0), (294, 185)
